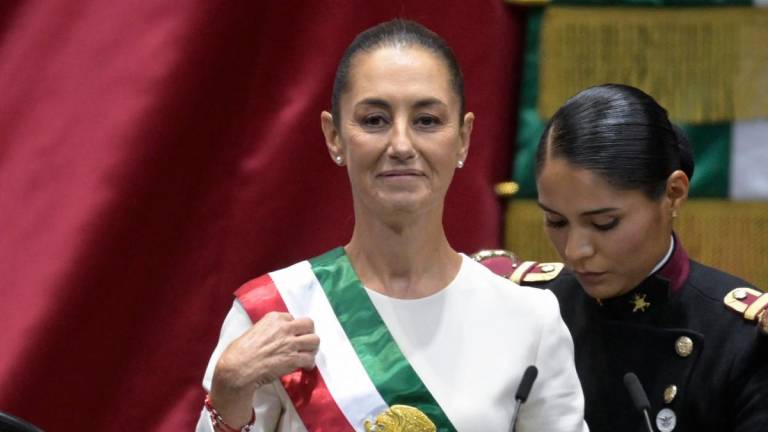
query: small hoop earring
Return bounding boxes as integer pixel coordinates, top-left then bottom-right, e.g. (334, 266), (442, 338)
(457, 160), (465, 169)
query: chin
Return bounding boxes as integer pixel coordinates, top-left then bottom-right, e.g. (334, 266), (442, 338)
(378, 192), (432, 212)
(387, 200), (426, 214)
(579, 280), (623, 300)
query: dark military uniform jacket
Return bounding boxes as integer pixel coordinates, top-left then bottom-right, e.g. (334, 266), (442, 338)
(538, 242), (768, 432)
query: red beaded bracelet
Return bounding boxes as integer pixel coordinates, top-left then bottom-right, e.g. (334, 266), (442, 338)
(204, 394), (255, 432)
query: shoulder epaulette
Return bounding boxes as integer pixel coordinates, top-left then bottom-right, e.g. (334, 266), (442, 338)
(470, 249), (520, 279)
(724, 287), (768, 335)
(510, 261), (564, 285)
(470, 249), (564, 284)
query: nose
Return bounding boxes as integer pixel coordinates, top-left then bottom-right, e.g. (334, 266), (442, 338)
(387, 118), (416, 162)
(564, 228), (596, 264)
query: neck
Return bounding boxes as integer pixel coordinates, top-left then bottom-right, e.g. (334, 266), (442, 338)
(648, 235), (675, 276)
(345, 205), (460, 299)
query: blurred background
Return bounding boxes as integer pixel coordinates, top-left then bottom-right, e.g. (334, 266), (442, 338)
(0, 0), (765, 430)
(505, 0), (768, 285)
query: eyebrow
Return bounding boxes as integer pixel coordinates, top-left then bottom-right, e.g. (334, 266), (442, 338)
(538, 202), (619, 216)
(354, 97), (447, 110)
(413, 97), (447, 109)
(356, 98), (390, 109)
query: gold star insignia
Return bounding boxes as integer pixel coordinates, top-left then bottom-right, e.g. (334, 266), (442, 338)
(631, 293), (651, 312)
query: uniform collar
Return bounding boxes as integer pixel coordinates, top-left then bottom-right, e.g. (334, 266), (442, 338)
(656, 233), (690, 295)
(595, 233), (690, 319)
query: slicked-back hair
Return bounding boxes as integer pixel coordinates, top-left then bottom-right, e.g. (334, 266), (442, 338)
(536, 84), (694, 199)
(331, 19), (465, 127)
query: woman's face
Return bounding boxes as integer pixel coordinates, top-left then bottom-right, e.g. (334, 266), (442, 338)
(536, 158), (674, 299)
(322, 45), (473, 217)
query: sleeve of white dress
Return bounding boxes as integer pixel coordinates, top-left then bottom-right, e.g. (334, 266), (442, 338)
(517, 290), (590, 432)
(195, 300), (284, 432)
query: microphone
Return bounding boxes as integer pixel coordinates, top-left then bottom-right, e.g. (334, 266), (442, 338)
(509, 365), (538, 432)
(623, 372), (655, 432)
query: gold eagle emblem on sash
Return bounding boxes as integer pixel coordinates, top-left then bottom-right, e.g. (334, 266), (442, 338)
(364, 405), (436, 432)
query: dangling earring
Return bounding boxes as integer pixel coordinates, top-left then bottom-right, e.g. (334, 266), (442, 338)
(672, 209), (678, 218)
(334, 155), (343, 165)
(457, 160), (465, 169)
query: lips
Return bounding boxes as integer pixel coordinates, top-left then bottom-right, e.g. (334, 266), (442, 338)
(574, 270), (607, 284)
(377, 169), (425, 178)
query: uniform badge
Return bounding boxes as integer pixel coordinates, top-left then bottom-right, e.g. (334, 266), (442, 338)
(630, 293), (651, 312)
(656, 408), (677, 432)
(364, 405), (436, 432)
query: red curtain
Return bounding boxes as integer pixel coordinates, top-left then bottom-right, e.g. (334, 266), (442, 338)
(0, 1), (523, 429)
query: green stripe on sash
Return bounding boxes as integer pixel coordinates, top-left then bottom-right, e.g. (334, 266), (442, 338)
(309, 248), (456, 431)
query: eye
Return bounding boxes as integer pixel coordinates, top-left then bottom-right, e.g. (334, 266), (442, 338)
(545, 218), (568, 229)
(414, 115), (441, 128)
(592, 218), (619, 231)
(362, 114), (388, 128)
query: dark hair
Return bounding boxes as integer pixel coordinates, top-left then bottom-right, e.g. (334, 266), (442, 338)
(331, 19), (465, 126)
(536, 84), (695, 199)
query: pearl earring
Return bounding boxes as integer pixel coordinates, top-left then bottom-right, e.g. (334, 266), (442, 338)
(334, 155), (343, 165)
(457, 160), (465, 169)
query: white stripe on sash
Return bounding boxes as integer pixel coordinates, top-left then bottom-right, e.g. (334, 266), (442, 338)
(270, 261), (389, 431)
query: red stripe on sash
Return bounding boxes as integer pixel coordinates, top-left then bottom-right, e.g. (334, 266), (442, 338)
(235, 274), (353, 431)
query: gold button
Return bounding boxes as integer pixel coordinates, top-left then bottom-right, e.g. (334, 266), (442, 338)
(733, 289), (748, 300)
(664, 385), (678, 404)
(675, 336), (693, 357)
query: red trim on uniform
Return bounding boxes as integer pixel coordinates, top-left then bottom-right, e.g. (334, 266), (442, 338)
(235, 274), (353, 431)
(480, 256), (517, 278)
(658, 237), (690, 295)
(739, 292), (761, 307)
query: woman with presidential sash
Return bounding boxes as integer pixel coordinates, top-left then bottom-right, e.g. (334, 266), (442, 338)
(197, 20), (588, 432)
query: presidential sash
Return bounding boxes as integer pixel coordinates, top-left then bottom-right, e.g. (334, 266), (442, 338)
(235, 248), (455, 431)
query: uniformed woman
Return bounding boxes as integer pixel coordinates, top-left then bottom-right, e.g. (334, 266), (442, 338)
(532, 84), (768, 432)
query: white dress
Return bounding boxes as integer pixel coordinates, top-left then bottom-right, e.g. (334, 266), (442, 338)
(197, 254), (588, 432)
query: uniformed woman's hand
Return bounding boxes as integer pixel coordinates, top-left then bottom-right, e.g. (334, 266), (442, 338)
(208, 312), (320, 427)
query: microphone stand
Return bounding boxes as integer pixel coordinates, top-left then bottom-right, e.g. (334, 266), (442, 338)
(623, 372), (655, 432)
(641, 409), (654, 432)
(509, 366), (538, 432)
